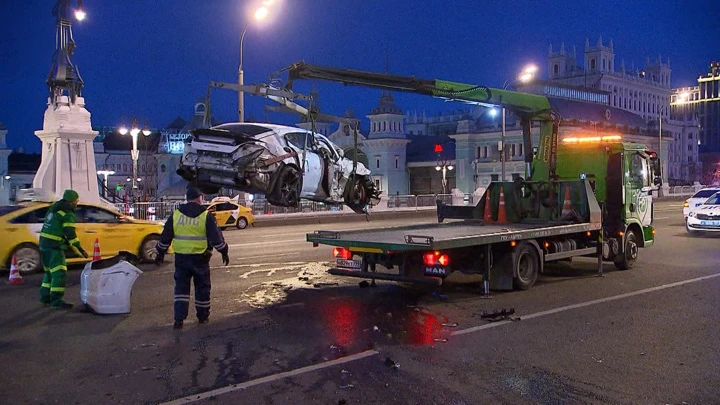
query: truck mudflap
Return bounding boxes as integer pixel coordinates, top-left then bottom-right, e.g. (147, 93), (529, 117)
(327, 268), (443, 286)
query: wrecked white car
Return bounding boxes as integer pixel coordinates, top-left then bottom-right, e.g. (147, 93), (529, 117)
(177, 123), (381, 213)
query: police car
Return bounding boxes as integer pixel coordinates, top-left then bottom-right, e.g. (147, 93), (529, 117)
(686, 192), (720, 235)
(683, 187), (720, 219)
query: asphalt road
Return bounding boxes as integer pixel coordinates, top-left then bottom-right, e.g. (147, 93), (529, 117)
(0, 200), (718, 405)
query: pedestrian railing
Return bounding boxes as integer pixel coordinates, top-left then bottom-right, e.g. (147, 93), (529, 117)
(115, 201), (181, 221)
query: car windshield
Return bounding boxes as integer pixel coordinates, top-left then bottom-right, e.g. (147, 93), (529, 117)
(703, 193), (720, 205)
(692, 189), (720, 199)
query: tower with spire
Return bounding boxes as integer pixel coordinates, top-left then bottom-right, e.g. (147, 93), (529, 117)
(584, 36), (615, 73)
(33, 0), (101, 203)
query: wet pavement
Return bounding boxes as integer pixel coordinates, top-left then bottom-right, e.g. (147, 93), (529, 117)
(0, 202), (718, 404)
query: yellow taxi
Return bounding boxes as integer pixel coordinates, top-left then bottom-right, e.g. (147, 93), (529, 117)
(0, 201), (165, 274)
(205, 200), (254, 230)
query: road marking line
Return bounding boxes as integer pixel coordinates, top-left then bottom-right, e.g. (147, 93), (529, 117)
(159, 349), (379, 405)
(451, 272), (720, 337)
(235, 252), (300, 261)
(228, 239), (305, 248)
(654, 216), (669, 219)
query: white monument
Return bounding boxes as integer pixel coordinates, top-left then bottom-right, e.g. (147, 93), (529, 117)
(33, 0), (100, 204)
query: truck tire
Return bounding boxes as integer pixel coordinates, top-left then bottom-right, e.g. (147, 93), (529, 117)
(513, 243), (540, 290)
(614, 230), (638, 270)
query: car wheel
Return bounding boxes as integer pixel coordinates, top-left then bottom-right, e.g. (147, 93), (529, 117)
(614, 230), (638, 270)
(236, 217), (249, 229)
(513, 243), (540, 290)
(140, 235), (160, 262)
(11, 243), (42, 274)
(269, 165), (301, 207)
(685, 220), (696, 235)
(344, 175), (372, 214)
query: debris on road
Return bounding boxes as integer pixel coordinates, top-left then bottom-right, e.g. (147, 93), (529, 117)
(339, 384), (355, 389)
(480, 308), (520, 322)
(384, 357), (400, 370)
(358, 280), (370, 288)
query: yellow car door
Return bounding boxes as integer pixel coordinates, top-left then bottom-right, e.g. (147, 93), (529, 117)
(75, 205), (128, 258)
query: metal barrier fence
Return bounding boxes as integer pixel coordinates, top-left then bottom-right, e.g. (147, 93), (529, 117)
(115, 202), (181, 221)
(669, 185), (701, 196)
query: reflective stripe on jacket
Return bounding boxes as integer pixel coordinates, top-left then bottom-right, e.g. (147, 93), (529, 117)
(172, 210), (208, 254)
(39, 200), (82, 251)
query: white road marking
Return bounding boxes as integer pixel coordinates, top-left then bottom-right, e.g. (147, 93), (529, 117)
(452, 272), (720, 336)
(233, 252), (301, 261)
(159, 349), (379, 405)
(228, 239), (306, 248)
(654, 217), (669, 220)
(213, 261), (307, 270)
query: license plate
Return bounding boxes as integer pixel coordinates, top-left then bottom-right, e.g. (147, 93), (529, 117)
(336, 259), (362, 270)
(700, 221), (720, 226)
(424, 266), (447, 276)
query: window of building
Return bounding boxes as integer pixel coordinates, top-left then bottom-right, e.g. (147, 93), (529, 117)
(383, 122), (386, 131)
(376, 158), (380, 169)
(688, 133), (693, 140)
(395, 155), (399, 169)
(590, 59), (596, 71)
(553, 64), (558, 75)
(490, 174), (499, 181)
(688, 144), (693, 151)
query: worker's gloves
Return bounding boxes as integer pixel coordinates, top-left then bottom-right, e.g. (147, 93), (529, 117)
(221, 252), (230, 266)
(154, 253), (165, 266)
(78, 248), (89, 259)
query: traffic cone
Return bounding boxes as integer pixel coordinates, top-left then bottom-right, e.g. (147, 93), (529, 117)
(561, 186), (572, 217)
(92, 238), (101, 262)
(8, 254), (23, 285)
(483, 191), (494, 223)
(496, 186), (508, 224)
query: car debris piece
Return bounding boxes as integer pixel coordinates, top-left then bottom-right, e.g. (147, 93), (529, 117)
(480, 308), (520, 322)
(358, 280), (370, 288)
(384, 357), (400, 370)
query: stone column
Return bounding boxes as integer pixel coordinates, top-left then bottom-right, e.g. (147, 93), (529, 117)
(33, 96), (100, 204)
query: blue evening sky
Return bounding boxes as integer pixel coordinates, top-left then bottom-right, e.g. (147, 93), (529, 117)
(1, 0), (718, 152)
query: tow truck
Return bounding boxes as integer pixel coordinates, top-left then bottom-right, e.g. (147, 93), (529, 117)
(274, 62), (661, 292)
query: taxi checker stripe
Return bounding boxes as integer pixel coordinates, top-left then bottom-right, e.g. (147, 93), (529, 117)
(174, 235), (206, 241)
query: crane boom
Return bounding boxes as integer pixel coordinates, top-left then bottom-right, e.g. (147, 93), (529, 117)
(282, 61), (559, 181)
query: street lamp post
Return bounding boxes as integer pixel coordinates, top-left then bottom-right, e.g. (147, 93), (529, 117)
(238, 4), (271, 122)
(500, 64), (537, 181)
(97, 170), (115, 198)
(435, 161), (454, 194)
(119, 118), (151, 194)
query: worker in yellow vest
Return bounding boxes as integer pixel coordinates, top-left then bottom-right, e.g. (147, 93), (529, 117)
(155, 186), (229, 329)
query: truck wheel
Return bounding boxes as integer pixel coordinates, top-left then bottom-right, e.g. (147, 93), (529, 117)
(513, 244), (539, 290)
(614, 230), (638, 270)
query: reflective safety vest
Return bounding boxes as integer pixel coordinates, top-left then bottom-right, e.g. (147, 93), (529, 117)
(172, 210), (208, 254)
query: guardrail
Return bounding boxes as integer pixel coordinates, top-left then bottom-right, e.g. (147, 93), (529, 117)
(115, 202), (180, 221)
(668, 185), (701, 197)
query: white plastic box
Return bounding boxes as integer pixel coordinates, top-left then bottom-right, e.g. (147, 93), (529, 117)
(80, 256), (143, 314)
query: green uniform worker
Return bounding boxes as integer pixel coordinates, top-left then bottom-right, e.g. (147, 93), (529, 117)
(39, 190), (88, 309)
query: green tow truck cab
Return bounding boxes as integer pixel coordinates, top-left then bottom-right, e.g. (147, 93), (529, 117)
(555, 139), (661, 267)
(282, 62), (661, 291)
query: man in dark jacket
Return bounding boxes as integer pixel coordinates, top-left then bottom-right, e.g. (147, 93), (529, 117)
(155, 186), (229, 329)
(39, 189), (89, 309)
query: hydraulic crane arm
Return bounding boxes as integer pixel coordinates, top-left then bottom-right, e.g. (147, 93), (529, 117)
(281, 61), (559, 181)
(284, 62), (553, 120)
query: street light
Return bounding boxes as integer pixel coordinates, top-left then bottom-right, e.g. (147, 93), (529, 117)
(434, 143), (454, 194)
(118, 118), (151, 192)
(97, 170), (115, 197)
(500, 64), (537, 181)
(238, 2), (274, 122)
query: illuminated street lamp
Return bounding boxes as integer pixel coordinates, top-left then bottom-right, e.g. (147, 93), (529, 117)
(97, 169), (115, 197)
(434, 143), (454, 194)
(118, 118), (151, 191)
(500, 64), (537, 181)
(238, 1), (274, 122)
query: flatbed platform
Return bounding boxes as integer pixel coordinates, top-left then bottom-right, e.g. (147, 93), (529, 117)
(307, 219), (601, 252)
